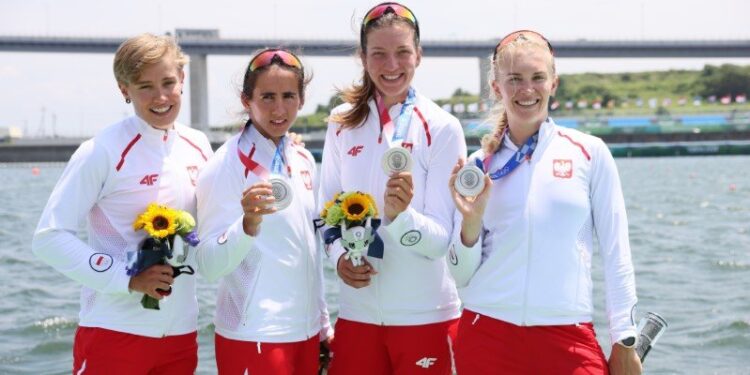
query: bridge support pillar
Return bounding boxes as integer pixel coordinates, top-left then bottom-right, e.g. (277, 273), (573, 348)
(188, 53), (209, 132)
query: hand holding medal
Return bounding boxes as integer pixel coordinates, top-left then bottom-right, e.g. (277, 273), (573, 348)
(454, 162), (486, 198)
(240, 181), (277, 236)
(449, 159), (492, 233)
(376, 88), (418, 221)
(237, 133), (296, 236)
(381, 144), (414, 223)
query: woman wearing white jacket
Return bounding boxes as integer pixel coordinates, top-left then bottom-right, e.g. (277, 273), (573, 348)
(195, 48), (332, 374)
(32, 33), (212, 374)
(319, 3), (466, 374)
(448, 30), (641, 375)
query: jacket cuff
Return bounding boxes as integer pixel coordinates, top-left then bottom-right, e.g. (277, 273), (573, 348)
(320, 322), (334, 341)
(226, 215), (255, 251)
(108, 262), (133, 295)
(382, 206), (417, 240)
(610, 326), (638, 347)
(454, 221), (482, 253)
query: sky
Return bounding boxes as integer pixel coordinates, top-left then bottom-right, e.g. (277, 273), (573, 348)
(1, 0), (749, 137)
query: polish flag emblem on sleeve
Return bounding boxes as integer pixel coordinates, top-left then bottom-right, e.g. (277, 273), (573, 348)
(553, 159), (573, 178)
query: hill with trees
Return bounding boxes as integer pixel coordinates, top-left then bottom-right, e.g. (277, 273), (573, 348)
(290, 63), (750, 132)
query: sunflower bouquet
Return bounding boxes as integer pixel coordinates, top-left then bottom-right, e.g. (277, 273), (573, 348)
(128, 203), (200, 310)
(320, 192), (383, 266)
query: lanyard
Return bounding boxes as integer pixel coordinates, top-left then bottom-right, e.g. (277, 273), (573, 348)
(236, 122), (290, 179)
(375, 87), (416, 145)
(270, 136), (287, 175)
(481, 131), (539, 180)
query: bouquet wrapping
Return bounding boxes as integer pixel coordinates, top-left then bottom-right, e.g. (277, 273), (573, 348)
(318, 191), (383, 266)
(128, 203), (200, 310)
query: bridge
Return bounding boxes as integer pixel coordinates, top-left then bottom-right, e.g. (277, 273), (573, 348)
(3, 32), (750, 132)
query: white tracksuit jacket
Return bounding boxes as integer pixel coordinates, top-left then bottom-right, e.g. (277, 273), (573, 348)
(195, 125), (333, 343)
(448, 118), (638, 345)
(319, 91), (466, 325)
(32, 116), (212, 337)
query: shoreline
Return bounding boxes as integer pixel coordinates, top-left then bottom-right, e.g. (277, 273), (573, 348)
(4, 131), (750, 162)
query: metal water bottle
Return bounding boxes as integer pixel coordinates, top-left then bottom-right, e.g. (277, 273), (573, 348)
(635, 312), (668, 362)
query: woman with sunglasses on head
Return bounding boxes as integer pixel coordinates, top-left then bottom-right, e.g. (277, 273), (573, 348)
(32, 33), (213, 374)
(448, 30), (641, 375)
(195, 48), (333, 374)
(319, 2), (466, 374)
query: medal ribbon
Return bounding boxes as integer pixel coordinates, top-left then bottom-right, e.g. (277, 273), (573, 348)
(270, 135), (287, 176)
(237, 121), (290, 179)
(480, 131), (539, 180)
(375, 87), (416, 145)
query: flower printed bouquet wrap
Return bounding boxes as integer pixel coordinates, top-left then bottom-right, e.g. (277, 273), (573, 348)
(128, 203), (200, 310)
(319, 192), (384, 266)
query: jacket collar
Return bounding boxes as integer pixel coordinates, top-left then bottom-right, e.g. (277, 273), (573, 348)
(132, 115), (179, 147)
(502, 118), (556, 161)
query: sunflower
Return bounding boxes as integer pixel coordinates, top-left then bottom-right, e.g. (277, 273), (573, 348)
(133, 204), (178, 239)
(364, 193), (378, 217)
(341, 193), (371, 222)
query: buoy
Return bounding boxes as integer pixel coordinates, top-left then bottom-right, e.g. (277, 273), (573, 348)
(31, 167), (40, 176)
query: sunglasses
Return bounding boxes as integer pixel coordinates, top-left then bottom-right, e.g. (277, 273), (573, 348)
(493, 30), (554, 61)
(361, 2), (420, 42)
(248, 49), (303, 72)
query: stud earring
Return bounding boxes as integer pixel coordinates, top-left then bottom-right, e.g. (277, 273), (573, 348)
(125, 98), (131, 104)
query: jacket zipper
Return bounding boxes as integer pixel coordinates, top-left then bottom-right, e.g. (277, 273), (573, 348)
(521, 153), (536, 325)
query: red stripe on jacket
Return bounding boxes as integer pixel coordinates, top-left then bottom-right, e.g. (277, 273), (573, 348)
(413, 107), (431, 146)
(558, 131), (591, 161)
(179, 135), (208, 161)
(115, 134), (142, 171)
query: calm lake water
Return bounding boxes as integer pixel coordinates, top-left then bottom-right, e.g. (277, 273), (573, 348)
(0, 156), (748, 374)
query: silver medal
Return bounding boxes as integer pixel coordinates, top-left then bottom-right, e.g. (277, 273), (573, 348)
(268, 176), (293, 211)
(454, 164), (485, 197)
(381, 147), (413, 175)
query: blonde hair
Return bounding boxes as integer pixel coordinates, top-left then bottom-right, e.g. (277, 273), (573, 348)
(113, 33), (189, 86)
(481, 33), (555, 155)
(330, 14), (419, 129)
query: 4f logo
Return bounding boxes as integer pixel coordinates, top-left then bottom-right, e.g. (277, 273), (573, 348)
(347, 145), (364, 157)
(140, 174), (159, 186)
(415, 357), (437, 369)
(553, 159), (573, 178)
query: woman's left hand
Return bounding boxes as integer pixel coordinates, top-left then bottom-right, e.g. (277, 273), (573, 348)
(384, 171), (413, 222)
(608, 345), (642, 375)
(319, 334), (333, 373)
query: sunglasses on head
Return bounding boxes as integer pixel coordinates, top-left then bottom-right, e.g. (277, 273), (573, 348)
(248, 49), (303, 72)
(493, 30), (554, 61)
(361, 2), (420, 42)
